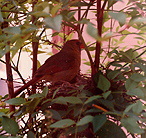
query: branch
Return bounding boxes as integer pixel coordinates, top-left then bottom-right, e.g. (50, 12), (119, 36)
(94, 0), (108, 72)
(5, 51), (15, 112)
(76, 28), (96, 76)
(31, 0), (39, 94)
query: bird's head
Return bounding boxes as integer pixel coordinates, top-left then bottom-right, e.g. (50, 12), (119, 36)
(62, 39), (84, 52)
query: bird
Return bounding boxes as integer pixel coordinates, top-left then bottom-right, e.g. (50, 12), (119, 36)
(14, 39), (83, 96)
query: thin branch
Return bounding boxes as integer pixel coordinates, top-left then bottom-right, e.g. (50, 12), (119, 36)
(0, 59), (26, 84)
(1, 10), (27, 15)
(5, 51), (15, 111)
(80, 0), (95, 32)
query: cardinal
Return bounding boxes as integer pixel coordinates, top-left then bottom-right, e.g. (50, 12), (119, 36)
(14, 39), (83, 96)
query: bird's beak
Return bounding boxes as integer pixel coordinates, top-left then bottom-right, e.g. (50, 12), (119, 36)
(80, 44), (85, 49)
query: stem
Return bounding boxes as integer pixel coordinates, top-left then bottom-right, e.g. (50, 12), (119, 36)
(31, 0), (39, 94)
(5, 51), (15, 111)
(94, 0), (107, 72)
(1, 21), (15, 111)
(76, 29), (95, 76)
(102, 5), (113, 64)
(80, 0), (95, 33)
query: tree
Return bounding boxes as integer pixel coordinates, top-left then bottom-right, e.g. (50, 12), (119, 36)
(0, 0), (146, 137)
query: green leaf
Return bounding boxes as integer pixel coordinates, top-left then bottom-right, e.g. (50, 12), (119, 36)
(85, 95), (102, 104)
(0, 112), (6, 117)
(3, 27), (21, 35)
(102, 91), (111, 99)
(92, 114), (107, 133)
(123, 104), (135, 114)
(76, 115), (93, 126)
(121, 117), (144, 134)
(50, 119), (75, 128)
(65, 97), (83, 104)
(130, 17), (146, 25)
(5, 97), (26, 105)
(42, 86), (48, 97)
(97, 120), (126, 138)
(127, 87), (144, 98)
(26, 98), (41, 113)
(125, 78), (138, 91)
(107, 0), (122, 8)
(107, 70), (120, 80)
(50, 4), (61, 16)
(52, 96), (67, 105)
(0, 10), (3, 22)
(83, 61), (91, 66)
(97, 74), (111, 92)
(132, 101), (143, 114)
(86, 23), (100, 40)
(11, 38), (25, 58)
(44, 15), (62, 32)
(52, 88), (60, 99)
(130, 73), (146, 82)
(109, 11), (126, 25)
(27, 131), (35, 138)
(2, 116), (19, 135)
(28, 93), (44, 99)
(120, 49), (138, 62)
(48, 109), (62, 120)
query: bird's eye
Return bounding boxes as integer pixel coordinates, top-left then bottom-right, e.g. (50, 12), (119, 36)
(76, 41), (81, 45)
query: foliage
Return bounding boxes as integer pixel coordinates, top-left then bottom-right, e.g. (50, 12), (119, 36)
(0, 0), (146, 137)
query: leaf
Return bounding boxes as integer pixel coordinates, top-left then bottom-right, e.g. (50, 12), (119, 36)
(44, 15), (62, 32)
(52, 88), (60, 99)
(130, 17), (146, 25)
(85, 95), (102, 104)
(97, 74), (111, 92)
(76, 115), (93, 126)
(86, 23), (100, 40)
(107, 70), (120, 80)
(27, 131), (35, 138)
(42, 86), (48, 97)
(130, 73), (146, 82)
(52, 96), (67, 105)
(102, 32), (114, 41)
(65, 97), (83, 104)
(97, 120), (126, 138)
(121, 117), (144, 134)
(3, 27), (21, 35)
(2, 116), (19, 135)
(92, 114), (107, 133)
(28, 93), (44, 99)
(50, 4), (61, 16)
(11, 38), (25, 58)
(28, 87), (48, 99)
(125, 78), (138, 91)
(127, 87), (144, 98)
(0, 112), (5, 117)
(132, 101), (143, 114)
(0, 10), (3, 22)
(66, 124), (89, 136)
(123, 104), (135, 114)
(48, 109), (62, 120)
(50, 119), (75, 128)
(5, 97), (26, 105)
(107, 0), (123, 8)
(109, 11), (126, 25)
(102, 91), (111, 99)
(120, 49), (138, 62)
(26, 98), (41, 113)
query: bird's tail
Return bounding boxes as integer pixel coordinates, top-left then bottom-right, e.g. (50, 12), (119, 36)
(14, 78), (39, 97)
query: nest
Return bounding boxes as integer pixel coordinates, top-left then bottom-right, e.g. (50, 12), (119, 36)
(46, 74), (93, 98)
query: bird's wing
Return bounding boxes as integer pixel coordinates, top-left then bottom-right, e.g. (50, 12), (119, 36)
(34, 52), (77, 77)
